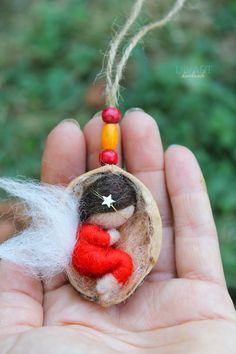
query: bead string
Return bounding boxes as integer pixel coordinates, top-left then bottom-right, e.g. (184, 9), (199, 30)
(99, 107), (121, 165)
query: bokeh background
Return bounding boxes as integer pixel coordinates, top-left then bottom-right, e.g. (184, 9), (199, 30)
(0, 0), (235, 302)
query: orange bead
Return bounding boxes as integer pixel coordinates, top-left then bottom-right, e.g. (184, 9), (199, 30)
(101, 123), (118, 150)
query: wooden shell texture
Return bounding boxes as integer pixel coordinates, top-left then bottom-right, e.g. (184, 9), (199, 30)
(66, 165), (162, 306)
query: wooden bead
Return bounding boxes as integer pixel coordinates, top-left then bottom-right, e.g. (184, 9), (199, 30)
(102, 107), (121, 123)
(101, 123), (118, 150)
(99, 150), (118, 165)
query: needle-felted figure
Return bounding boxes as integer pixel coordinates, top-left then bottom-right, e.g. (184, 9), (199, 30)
(65, 166), (161, 306)
(72, 174), (136, 300)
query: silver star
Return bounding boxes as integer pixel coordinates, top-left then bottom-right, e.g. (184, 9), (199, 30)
(102, 194), (115, 208)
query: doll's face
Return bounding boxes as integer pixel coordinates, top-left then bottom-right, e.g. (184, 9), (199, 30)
(87, 205), (135, 229)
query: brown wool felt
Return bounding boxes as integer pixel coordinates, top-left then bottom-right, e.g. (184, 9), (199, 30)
(66, 165), (162, 306)
(79, 173), (136, 222)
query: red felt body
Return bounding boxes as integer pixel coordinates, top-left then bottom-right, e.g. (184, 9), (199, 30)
(72, 224), (133, 284)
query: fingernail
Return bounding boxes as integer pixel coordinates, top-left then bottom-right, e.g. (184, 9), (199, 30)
(94, 111), (102, 117)
(168, 144), (179, 147)
(166, 144), (180, 151)
(124, 107), (144, 116)
(59, 118), (80, 128)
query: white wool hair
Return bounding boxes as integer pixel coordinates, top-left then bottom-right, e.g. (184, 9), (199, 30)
(0, 178), (79, 279)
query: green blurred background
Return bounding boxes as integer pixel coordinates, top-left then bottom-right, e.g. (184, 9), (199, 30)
(0, 0), (235, 300)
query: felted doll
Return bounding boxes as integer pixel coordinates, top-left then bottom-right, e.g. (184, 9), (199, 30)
(71, 173), (136, 300)
(65, 165), (162, 306)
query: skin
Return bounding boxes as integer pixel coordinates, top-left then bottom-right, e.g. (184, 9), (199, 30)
(0, 111), (235, 353)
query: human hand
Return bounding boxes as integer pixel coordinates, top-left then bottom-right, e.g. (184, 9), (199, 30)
(0, 112), (235, 353)
(0, 202), (26, 244)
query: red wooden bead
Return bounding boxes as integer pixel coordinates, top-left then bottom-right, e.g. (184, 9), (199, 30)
(102, 107), (121, 123)
(99, 149), (118, 165)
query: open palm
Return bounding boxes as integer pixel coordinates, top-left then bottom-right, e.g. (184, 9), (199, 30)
(0, 111), (235, 354)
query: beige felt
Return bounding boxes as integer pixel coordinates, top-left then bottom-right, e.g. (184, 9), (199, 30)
(66, 165), (162, 306)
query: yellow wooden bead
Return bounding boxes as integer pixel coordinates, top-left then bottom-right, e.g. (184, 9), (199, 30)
(101, 123), (118, 150)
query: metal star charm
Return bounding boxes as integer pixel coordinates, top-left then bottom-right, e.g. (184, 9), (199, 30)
(102, 194), (115, 208)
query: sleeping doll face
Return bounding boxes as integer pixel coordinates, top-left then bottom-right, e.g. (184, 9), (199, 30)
(88, 205), (135, 229)
(79, 174), (136, 229)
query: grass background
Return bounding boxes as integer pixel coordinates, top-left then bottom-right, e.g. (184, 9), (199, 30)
(0, 0), (235, 300)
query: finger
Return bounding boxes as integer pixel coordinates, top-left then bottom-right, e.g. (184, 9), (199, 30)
(0, 202), (14, 242)
(121, 110), (175, 280)
(0, 120), (86, 328)
(0, 262), (43, 328)
(0, 201), (14, 217)
(0, 199), (47, 328)
(0, 220), (14, 243)
(83, 113), (122, 171)
(41, 120), (86, 185)
(0, 202), (26, 242)
(42, 120), (86, 291)
(165, 145), (226, 287)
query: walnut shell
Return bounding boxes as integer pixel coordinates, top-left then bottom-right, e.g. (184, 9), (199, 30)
(66, 165), (162, 306)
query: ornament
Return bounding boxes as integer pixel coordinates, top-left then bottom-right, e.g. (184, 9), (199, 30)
(66, 165), (161, 305)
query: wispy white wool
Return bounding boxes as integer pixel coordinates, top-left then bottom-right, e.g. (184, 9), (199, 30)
(0, 178), (79, 279)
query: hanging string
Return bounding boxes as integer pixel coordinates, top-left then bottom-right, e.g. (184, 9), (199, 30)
(105, 0), (186, 107)
(105, 0), (145, 103)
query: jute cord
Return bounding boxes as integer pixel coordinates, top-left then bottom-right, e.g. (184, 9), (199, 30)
(105, 0), (186, 107)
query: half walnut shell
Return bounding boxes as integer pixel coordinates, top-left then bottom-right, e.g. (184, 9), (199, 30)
(66, 165), (162, 306)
